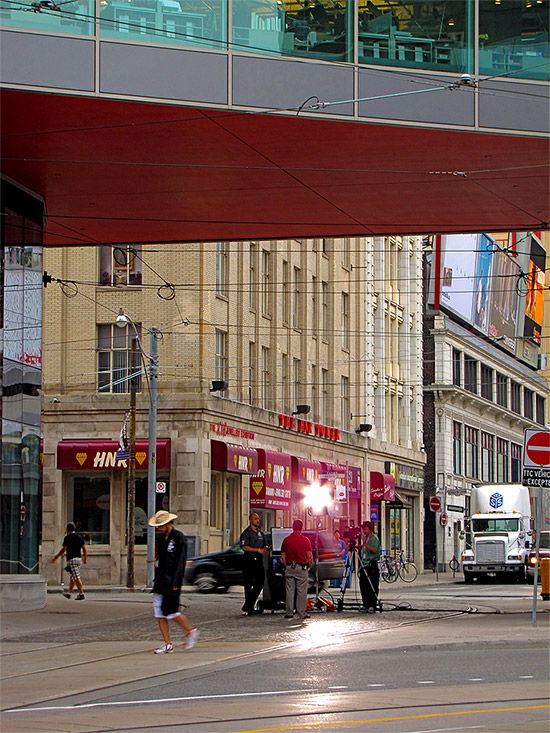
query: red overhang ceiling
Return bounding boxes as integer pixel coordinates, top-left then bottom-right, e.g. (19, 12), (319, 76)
(1, 88), (548, 246)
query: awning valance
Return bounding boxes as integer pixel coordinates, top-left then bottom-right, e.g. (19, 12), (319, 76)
(370, 471), (396, 502)
(211, 440), (258, 474)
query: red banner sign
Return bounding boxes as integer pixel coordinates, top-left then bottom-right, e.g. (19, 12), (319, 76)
(57, 440), (171, 470)
(250, 449), (292, 510)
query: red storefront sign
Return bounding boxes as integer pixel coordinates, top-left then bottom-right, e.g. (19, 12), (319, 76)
(57, 440), (171, 470)
(250, 449), (292, 510)
(291, 457), (322, 484)
(211, 440), (258, 474)
(370, 471), (396, 502)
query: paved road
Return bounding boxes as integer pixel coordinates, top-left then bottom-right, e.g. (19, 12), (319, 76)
(2, 577), (548, 732)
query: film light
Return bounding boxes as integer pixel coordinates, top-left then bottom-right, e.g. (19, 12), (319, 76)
(303, 482), (332, 515)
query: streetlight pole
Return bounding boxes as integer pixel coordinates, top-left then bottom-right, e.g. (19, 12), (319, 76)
(116, 309), (159, 590)
(126, 339), (138, 590)
(146, 327), (158, 588)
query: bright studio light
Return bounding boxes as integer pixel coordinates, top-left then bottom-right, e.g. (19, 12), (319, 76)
(303, 482), (331, 514)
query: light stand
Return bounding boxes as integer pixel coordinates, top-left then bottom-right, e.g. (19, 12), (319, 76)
(303, 481), (332, 612)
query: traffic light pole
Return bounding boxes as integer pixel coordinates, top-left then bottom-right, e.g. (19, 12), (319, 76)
(146, 327), (158, 589)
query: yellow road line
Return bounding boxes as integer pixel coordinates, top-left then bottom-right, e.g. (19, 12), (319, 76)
(233, 704), (550, 733)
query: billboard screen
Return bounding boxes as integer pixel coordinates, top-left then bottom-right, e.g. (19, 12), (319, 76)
(439, 233), (479, 325)
(488, 247), (520, 353)
(523, 238), (546, 345)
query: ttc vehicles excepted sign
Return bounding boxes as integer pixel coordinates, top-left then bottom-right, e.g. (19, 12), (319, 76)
(523, 429), (550, 488)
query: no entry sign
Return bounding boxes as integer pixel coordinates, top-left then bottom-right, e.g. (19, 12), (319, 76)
(429, 496), (441, 512)
(523, 429), (550, 488)
(525, 430), (550, 466)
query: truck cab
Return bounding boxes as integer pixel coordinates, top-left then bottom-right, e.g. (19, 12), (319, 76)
(461, 484), (531, 583)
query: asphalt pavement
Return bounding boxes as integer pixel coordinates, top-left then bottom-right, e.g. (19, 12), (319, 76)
(1, 572), (548, 732)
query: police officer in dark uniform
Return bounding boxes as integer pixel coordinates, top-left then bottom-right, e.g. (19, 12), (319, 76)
(239, 512), (268, 615)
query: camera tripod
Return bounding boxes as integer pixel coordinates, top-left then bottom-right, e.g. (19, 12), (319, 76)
(335, 543), (382, 614)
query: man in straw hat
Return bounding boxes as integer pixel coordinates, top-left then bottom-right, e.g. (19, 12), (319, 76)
(148, 510), (198, 654)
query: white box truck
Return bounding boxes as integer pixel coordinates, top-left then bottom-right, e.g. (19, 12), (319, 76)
(461, 484), (532, 583)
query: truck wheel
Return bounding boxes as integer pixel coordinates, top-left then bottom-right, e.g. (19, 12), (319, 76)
(515, 567), (526, 584)
(464, 573), (474, 584)
(526, 573), (535, 585)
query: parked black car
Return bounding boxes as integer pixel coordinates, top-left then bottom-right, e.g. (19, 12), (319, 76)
(184, 529), (344, 593)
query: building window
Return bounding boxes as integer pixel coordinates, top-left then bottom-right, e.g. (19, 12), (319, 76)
(464, 426), (479, 478)
(248, 341), (255, 405)
(511, 443), (522, 482)
(99, 245), (141, 286)
(342, 237), (349, 267)
(496, 372), (508, 408)
(311, 364), (317, 420)
(261, 250), (270, 315)
(293, 266), (301, 329)
(215, 241), (226, 296)
(511, 380), (521, 414)
(536, 394), (546, 426)
(321, 238), (328, 255)
(321, 281), (328, 340)
(452, 349), (461, 387)
(215, 330), (227, 392)
(67, 476), (110, 545)
(341, 376), (349, 431)
(342, 292), (349, 350)
(282, 353), (289, 413)
(261, 346), (269, 409)
(481, 432), (494, 483)
(249, 242), (257, 310)
(496, 438), (509, 482)
(210, 473), (223, 529)
(524, 387), (534, 420)
(97, 323), (142, 394)
(311, 276), (317, 336)
(282, 260), (289, 324)
(453, 421), (462, 475)
(321, 368), (328, 424)
(480, 364), (493, 401)
(464, 355), (478, 394)
(293, 358), (300, 409)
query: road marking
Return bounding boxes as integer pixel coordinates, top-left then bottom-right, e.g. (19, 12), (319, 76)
(468, 678), (484, 681)
(417, 680), (435, 684)
(519, 675), (534, 679)
(367, 683), (385, 687)
(328, 686), (347, 690)
(226, 705), (550, 732)
(407, 727), (484, 733)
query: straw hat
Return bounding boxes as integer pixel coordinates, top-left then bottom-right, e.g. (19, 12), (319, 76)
(148, 510), (178, 527)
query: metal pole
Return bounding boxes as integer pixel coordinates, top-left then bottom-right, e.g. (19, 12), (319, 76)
(126, 339), (137, 591)
(531, 488), (542, 627)
(146, 327), (158, 589)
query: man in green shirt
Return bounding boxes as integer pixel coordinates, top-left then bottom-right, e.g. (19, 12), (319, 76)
(359, 520), (380, 613)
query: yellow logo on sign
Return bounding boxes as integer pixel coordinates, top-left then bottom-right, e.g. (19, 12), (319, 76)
(251, 481), (263, 495)
(76, 452), (87, 466)
(136, 451), (147, 465)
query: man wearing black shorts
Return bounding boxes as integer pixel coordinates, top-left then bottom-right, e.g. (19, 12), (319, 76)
(52, 522), (87, 600)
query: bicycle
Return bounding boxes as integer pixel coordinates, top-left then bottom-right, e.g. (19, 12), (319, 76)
(391, 550), (418, 583)
(379, 554), (398, 583)
(449, 555), (460, 573)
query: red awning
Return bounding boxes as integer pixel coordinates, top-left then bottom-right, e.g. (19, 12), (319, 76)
(57, 440), (170, 470)
(250, 449), (292, 510)
(291, 457), (322, 484)
(370, 472), (396, 502)
(211, 440), (258, 474)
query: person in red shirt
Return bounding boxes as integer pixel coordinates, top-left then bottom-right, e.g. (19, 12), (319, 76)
(281, 519), (313, 620)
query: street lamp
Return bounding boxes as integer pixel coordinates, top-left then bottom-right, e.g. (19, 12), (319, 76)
(115, 308), (159, 589)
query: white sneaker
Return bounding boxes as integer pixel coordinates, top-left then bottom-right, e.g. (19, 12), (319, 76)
(185, 628), (198, 650)
(154, 643), (174, 654)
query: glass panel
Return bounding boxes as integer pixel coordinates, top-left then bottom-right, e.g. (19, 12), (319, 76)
(479, 0), (549, 82)
(67, 476), (110, 545)
(357, 0), (473, 73)
(99, 0), (227, 50)
(233, 0), (352, 61)
(1, 0), (95, 36)
(127, 476), (168, 544)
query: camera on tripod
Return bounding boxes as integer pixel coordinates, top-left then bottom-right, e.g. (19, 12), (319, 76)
(343, 525), (362, 552)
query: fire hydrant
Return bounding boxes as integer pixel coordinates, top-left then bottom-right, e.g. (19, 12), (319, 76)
(540, 557), (550, 601)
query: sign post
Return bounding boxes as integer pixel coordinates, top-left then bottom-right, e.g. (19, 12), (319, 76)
(429, 496), (441, 581)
